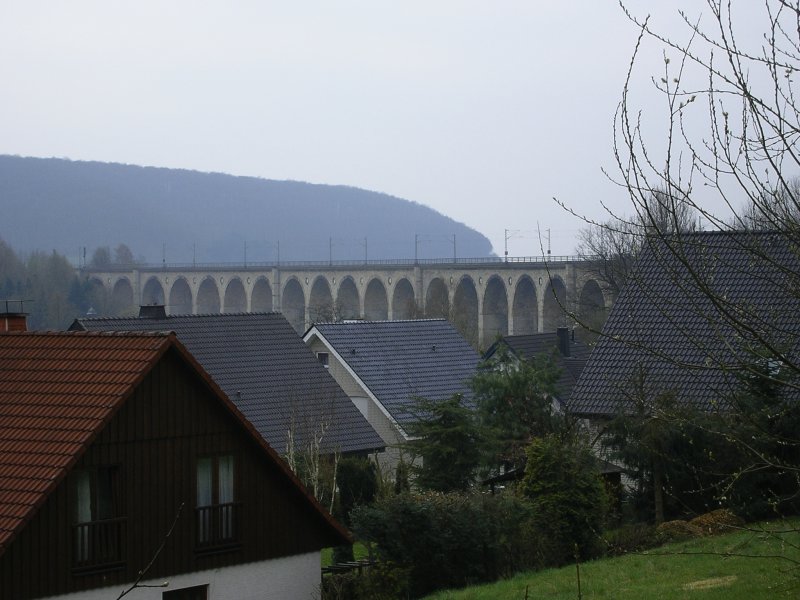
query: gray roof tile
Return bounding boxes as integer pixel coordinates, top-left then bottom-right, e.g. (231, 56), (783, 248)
(71, 312), (384, 454)
(567, 231), (800, 416)
(485, 333), (590, 401)
(309, 320), (481, 427)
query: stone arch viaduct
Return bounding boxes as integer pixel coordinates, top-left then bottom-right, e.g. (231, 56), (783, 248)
(82, 257), (610, 348)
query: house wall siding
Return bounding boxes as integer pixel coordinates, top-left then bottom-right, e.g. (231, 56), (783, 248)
(308, 338), (404, 451)
(38, 552), (322, 600)
(0, 349), (340, 600)
(308, 338), (364, 399)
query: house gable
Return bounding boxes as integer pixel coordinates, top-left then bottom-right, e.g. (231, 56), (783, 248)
(0, 333), (348, 599)
(304, 320), (481, 428)
(306, 331), (406, 448)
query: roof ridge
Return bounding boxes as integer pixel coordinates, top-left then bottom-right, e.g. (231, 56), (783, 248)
(315, 318), (448, 325)
(1, 330), (172, 337)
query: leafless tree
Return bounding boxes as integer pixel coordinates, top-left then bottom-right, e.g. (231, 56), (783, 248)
(574, 188), (698, 298)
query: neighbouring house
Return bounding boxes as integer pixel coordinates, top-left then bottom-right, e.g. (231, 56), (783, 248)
(483, 327), (591, 407)
(70, 309), (384, 459)
(565, 231), (800, 517)
(303, 319), (482, 469)
(480, 328), (621, 493)
(567, 230), (800, 425)
(0, 323), (350, 599)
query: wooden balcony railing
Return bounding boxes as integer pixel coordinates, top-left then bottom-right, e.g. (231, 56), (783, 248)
(73, 517), (126, 573)
(195, 502), (241, 552)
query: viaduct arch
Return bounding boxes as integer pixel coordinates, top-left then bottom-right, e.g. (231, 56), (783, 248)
(81, 257), (612, 349)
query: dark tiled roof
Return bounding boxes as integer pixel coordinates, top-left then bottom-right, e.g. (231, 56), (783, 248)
(485, 333), (590, 402)
(0, 330), (351, 558)
(72, 313), (383, 455)
(494, 332), (591, 362)
(307, 319), (481, 429)
(568, 231), (800, 417)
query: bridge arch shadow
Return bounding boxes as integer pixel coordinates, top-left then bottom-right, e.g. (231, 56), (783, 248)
(309, 276), (334, 322)
(482, 275), (508, 348)
(512, 275), (538, 335)
(336, 277), (360, 320)
(282, 277), (306, 333)
(391, 278), (416, 319)
(197, 277), (221, 314)
(224, 278), (247, 313)
(111, 278), (134, 316)
(453, 276), (479, 347)
(365, 278), (388, 321)
(142, 276), (165, 307)
(169, 277), (192, 315)
(425, 278), (449, 319)
(543, 276), (568, 331)
(251, 277), (273, 312)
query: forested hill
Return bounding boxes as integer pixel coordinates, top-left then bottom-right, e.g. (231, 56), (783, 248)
(0, 155), (493, 264)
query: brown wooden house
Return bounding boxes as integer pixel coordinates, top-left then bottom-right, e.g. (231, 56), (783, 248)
(0, 328), (349, 600)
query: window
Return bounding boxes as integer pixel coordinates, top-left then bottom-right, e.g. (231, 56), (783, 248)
(73, 466), (125, 572)
(196, 455), (239, 551)
(317, 351), (330, 368)
(163, 584), (208, 600)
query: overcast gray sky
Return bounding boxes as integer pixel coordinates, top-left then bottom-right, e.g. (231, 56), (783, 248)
(0, 2), (764, 257)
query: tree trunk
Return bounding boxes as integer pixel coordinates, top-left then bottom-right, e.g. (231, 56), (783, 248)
(653, 464), (665, 525)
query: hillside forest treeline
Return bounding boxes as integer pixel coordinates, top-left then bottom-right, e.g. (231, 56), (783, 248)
(0, 155), (494, 264)
(0, 237), (131, 329)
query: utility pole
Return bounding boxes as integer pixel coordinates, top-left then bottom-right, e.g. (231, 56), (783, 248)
(452, 234), (457, 263)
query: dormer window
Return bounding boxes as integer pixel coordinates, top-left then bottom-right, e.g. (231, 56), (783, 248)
(196, 455), (240, 552)
(317, 352), (330, 368)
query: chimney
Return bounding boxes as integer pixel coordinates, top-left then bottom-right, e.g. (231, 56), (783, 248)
(1, 300), (28, 332)
(139, 304), (168, 319)
(556, 327), (570, 357)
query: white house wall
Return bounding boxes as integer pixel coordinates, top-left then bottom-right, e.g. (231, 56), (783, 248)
(41, 552), (322, 600)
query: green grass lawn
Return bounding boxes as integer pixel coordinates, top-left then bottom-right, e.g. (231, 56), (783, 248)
(321, 542), (371, 567)
(423, 520), (800, 599)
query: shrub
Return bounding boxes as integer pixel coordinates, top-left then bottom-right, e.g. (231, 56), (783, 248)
(656, 519), (703, 542)
(689, 509), (745, 535)
(321, 562), (410, 600)
(521, 434), (608, 566)
(602, 523), (661, 556)
(350, 491), (537, 597)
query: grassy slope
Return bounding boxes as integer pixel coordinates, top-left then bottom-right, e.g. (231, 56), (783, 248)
(321, 542), (371, 567)
(424, 520), (800, 599)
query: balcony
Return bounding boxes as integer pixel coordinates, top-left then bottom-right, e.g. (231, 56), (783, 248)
(195, 502), (241, 553)
(73, 517), (126, 573)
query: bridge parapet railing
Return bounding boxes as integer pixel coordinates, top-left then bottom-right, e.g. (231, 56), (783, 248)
(80, 255), (599, 273)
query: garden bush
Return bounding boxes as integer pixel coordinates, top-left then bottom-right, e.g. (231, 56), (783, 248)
(601, 522), (660, 556)
(689, 508), (745, 535)
(350, 491), (537, 598)
(521, 434), (608, 565)
(321, 561), (410, 600)
(655, 519), (703, 542)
